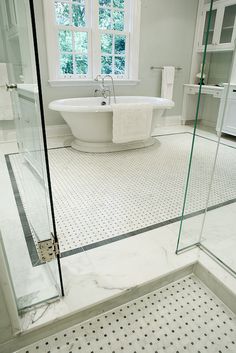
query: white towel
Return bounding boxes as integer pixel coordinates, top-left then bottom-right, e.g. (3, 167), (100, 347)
(161, 66), (175, 100)
(112, 103), (153, 144)
(0, 63), (14, 120)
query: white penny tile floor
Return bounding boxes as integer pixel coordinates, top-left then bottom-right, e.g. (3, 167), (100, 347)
(7, 133), (236, 256)
(15, 275), (236, 353)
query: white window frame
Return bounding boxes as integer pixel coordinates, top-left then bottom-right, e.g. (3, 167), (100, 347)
(43, 0), (141, 86)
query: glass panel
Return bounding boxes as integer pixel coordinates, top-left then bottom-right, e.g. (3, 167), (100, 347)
(115, 56), (125, 74)
(202, 9), (217, 45)
(60, 53), (73, 74)
(74, 31), (88, 53)
(113, 0), (124, 9)
(101, 33), (113, 54)
(220, 5), (236, 44)
(115, 35), (126, 54)
(0, 0), (63, 310)
(99, 8), (112, 29)
(177, 3), (222, 251)
(113, 10), (124, 31)
(177, 1), (236, 276)
(58, 30), (73, 52)
(72, 4), (86, 27)
(55, 2), (70, 26)
(75, 55), (88, 74)
(99, 0), (112, 7)
(101, 55), (113, 74)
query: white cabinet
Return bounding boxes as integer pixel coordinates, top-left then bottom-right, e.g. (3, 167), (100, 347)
(217, 84), (236, 136)
(198, 0), (236, 52)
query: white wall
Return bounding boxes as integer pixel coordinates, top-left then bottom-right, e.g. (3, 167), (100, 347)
(34, 0), (198, 126)
(0, 284), (13, 345)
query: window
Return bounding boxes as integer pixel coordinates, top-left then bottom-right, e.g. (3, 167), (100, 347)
(43, 0), (141, 85)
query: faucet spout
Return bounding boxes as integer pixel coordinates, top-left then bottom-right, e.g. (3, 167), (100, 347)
(102, 75), (117, 104)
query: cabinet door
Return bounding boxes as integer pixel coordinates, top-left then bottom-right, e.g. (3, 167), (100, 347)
(199, 8), (218, 51)
(218, 4), (236, 49)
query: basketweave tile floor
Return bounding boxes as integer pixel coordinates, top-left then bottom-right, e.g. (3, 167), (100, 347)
(15, 275), (236, 353)
(7, 132), (236, 259)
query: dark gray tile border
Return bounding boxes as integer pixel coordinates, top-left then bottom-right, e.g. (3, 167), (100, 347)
(5, 155), (40, 266)
(5, 132), (236, 265)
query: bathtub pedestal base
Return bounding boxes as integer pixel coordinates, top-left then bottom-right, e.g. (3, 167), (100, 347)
(71, 137), (157, 153)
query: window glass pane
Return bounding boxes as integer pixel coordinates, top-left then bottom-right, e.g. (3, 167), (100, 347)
(115, 35), (126, 54)
(60, 53), (73, 74)
(99, 0), (111, 7)
(101, 34), (113, 54)
(55, 2), (70, 26)
(113, 11), (124, 31)
(75, 55), (88, 74)
(72, 4), (86, 27)
(115, 56), (125, 74)
(58, 30), (73, 52)
(75, 32), (88, 53)
(101, 56), (113, 74)
(99, 8), (112, 29)
(113, 0), (124, 9)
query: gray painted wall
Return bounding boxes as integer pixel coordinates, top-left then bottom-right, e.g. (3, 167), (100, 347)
(34, 0), (198, 126)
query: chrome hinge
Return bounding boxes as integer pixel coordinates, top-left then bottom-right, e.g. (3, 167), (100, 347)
(37, 237), (60, 263)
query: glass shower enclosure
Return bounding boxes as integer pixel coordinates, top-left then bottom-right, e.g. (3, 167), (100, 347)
(0, 0), (64, 311)
(176, 0), (236, 276)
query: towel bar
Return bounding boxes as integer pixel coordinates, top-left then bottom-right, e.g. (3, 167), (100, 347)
(150, 66), (182, 71)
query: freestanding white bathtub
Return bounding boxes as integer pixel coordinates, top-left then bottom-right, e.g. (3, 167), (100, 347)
(49, 96), (174, 152)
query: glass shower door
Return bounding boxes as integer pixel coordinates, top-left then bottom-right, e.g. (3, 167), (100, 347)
(0, 0), (64, 310)
(176, 0), (236, 276)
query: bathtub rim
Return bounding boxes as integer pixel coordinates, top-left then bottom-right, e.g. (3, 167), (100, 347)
(49, 96), (175, 113)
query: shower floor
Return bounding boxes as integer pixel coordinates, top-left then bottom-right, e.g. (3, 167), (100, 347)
(15, 274), (236, 353)
(7, 132), (236, 262)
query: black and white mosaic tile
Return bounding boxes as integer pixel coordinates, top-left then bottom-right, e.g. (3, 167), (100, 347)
(15, 275), (236, 353)
(8, 133), (236, 257)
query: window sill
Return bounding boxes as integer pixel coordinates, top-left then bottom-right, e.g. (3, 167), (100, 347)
(48, 79), (140, 87)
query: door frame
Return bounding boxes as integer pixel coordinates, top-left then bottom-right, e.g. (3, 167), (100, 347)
(29, 0), (64, 296)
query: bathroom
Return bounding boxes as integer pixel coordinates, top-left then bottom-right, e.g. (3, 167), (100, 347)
(0, 0), (236, 352)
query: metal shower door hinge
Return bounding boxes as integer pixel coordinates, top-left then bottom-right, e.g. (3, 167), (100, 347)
(37, 237), (60, 263)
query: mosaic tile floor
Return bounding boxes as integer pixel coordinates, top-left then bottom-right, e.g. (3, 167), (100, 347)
(8, 133), (236, 257)
(15, 275), (236, 353)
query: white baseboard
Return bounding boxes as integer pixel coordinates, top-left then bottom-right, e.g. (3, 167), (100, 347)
(199, 119), (216, 129)
(156, 115), (182, 127)
(46, 124), (72, 138)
